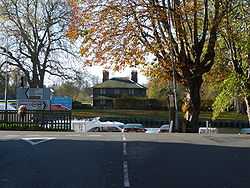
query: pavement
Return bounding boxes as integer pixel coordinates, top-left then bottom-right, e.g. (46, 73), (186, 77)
(0, 131), (250, 188)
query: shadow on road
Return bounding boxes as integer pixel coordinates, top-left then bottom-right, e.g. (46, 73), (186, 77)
(0, 139), (249, 188)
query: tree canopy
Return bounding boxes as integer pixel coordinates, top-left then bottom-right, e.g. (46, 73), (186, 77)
(68, 0), (232, 130)
(212, 0), (250, 121)
(0, 0), (77, 88)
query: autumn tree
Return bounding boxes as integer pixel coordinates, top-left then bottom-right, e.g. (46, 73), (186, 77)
(68, 0), (232, 131)
(212, 1), (250, 123)
(0, 0), (76, 88)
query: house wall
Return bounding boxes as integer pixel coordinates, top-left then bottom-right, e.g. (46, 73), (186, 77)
(93, 99), (113, 109)
(93, 88), (147, 109)
(93, 88), (146, 98)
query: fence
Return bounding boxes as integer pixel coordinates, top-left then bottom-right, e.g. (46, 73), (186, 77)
(198, 120), (249, 129)
(0, 110), (72, 131)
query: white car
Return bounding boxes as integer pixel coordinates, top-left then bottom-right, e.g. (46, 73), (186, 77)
(72, 118), (125, 133)
(88, 124), (123, 132)
(122, 123), (147, 133)
(0, 103), (16, 110)
(145, 124), (171, 133)
(159, 124), (170, 133)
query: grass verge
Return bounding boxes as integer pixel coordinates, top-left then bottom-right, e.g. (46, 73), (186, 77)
(72, 109), (248, 121)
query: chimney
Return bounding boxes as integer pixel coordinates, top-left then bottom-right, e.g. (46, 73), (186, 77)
(131, 70), (138, 83)
(102, 70), (109, 82)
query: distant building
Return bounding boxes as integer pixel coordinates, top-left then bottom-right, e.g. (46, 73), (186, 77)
(93, 70), (147, 108)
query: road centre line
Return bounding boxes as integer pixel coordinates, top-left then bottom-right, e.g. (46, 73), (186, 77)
(122, 134), (126, 141)
(123, 161), (130, 187)
(123, 142), (127, 156)
(122, 134), (130, 187)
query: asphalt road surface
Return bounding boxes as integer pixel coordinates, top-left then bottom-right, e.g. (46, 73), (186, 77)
(0, 131), (250, 188)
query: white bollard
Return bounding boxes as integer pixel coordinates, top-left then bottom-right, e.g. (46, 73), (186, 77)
(169, 120), (173, 133)
(206, 121), (209, 134)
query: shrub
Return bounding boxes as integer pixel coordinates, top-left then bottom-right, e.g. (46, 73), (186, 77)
(73, 100), (92, 109)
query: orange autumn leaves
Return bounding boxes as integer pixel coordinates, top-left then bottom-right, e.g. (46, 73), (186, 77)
(66, 0), (224, 86)
(66, 0), (145, 69)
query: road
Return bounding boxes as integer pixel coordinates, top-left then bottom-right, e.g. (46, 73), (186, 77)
(0, 131), (250, 188)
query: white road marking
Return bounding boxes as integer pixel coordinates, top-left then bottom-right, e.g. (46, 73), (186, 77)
(21, 137), (55, 146)
(122, 134), (126, 141)
(122, 134), (130, 187)
(123, 142), (127, 156)
(123, 161), (130, 187)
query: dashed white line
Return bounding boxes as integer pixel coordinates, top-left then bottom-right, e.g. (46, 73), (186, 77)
(122, 133), (130, 187)
(123, 161), (130, 187)
(123, 142), (127, 156)
(122, 134), (126, 141)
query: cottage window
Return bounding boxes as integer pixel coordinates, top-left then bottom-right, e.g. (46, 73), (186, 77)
(100, 99), (106, 105)
(129, 89), (134, 95)
(100, 88), (106, 95)
(114, 89), (120, 95)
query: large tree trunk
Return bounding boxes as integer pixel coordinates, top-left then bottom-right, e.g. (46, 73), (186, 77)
(188, 75), (203, 132)
(28, 77), (43, 88)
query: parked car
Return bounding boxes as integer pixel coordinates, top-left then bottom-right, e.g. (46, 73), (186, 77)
(159, 124), (170, 133)
(50, 104), (69, 111)
(88, 125), (123, 132)
(145, 128), (160, 134)
(123, 123), (146, 133)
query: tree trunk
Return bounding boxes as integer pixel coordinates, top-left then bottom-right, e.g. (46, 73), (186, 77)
(38, 72), (45, 88)
(28, 77), (43, 88)
(24, 70), (44, 88)
(188, 76), (203, 132)
(244, 96), (250, 127)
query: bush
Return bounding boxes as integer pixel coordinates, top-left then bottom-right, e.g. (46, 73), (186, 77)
(72, 100), (92, 109)
(113, 97), (168, 110)
(200, 100), (213, 111)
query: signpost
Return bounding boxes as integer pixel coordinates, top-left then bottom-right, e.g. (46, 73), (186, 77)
(16, 87), (51, 110)
(51, 96), (72, 110)
(17, 99), (50, 110)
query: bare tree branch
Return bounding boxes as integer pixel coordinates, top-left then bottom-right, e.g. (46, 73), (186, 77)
(0, 0), (76, 88)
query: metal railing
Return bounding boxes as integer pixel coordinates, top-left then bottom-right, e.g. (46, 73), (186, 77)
(0, 110), (72, 131)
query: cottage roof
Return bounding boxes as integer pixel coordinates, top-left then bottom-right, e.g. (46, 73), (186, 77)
(93, 77), (147, 89)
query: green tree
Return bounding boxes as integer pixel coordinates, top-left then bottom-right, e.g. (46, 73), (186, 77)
(0, 68), (20, 99)
(53, 71), (99, 103)
(147, 79), (169, 99)
(54, 82), (92, 103)
(54, 82), (80, 100)
(212, 0), (250, 123)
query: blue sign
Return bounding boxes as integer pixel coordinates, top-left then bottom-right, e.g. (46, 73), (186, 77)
(51, 96), (72, 110)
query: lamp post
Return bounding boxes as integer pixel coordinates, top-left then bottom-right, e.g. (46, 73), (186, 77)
(4, 63), (8, 111)
(4, 38), (9, 111)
